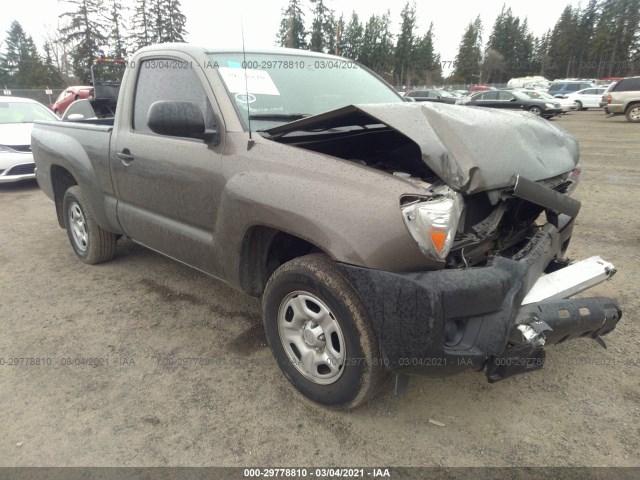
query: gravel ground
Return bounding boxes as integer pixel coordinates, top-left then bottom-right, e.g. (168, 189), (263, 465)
(0, 110), (638, 468)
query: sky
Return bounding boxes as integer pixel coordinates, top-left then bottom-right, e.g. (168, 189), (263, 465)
(1, 0), (584, 72)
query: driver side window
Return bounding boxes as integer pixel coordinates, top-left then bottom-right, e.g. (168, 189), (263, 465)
(133, 59), (215, 135)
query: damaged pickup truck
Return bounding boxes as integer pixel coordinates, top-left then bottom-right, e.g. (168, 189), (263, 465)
(32, 44), (622, 408)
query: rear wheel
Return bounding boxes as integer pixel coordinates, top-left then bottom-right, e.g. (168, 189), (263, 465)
(63, 186), (117, 264)
(626, 104), (640, 123)
(262, 254), (387, 409)
(528, 106), (542, 116)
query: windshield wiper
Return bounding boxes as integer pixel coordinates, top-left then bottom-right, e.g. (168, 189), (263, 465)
(248, 113), (310, 121)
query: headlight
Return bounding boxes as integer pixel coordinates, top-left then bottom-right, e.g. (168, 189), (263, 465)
(401, 187), (464, 260)
(545, 103), (556, 109)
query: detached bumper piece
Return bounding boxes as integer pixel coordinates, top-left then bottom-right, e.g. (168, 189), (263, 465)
(339, 221), (622, 388)
(488, 296), (622, 382)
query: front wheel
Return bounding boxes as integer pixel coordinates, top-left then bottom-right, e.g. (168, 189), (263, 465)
(262, 255), (387, 409)
(626, 104), (640, 123)
(63, 186), (117, 264)
(528, 106), (542, 116)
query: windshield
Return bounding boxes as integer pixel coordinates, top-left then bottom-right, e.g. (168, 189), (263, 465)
(0, 101), (58, 124)
(436, 90), (455, 98)
(523, 91), (553, 100)
(208, 53), (402, 130)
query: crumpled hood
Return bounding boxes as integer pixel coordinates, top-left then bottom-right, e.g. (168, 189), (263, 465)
(265, 102), (579, 194)
(0, 122), (34, 147)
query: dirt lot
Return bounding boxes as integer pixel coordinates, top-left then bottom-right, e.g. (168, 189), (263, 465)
(0, 111), (639, 468)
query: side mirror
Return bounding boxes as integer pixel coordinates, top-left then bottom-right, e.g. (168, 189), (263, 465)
(147, 101), (219, 143)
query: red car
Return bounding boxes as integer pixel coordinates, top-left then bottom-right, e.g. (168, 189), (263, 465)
(50, 86), (94, 115)
(469, 85), (494, 92)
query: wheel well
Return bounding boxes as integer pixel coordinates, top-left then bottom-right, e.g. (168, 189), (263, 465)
(626, 101), (640, 111)
(51, 165), (78, 228)
(240, 226), (325, 297)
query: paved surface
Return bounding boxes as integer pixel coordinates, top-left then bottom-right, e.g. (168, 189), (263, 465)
(1, 110), (638, 467)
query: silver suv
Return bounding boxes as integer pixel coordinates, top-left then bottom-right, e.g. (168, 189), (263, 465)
(605, 76), (640, 122)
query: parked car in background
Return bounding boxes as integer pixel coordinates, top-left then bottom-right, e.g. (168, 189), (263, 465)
(458, 90), (563, 118)
(604, 76), (640, 122)
(548, 81), (596, 98)
(469, 85), (494, 92)
(600, 83), (617, 110)
(50, 86), (94, 115)
(564, 87), (607, 110)
(520, 90), (577, 112)
(405, 89), (458, 104)
(0, 97), (59, 183)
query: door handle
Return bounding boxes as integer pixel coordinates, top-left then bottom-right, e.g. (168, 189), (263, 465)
(117, 150), (135, 164)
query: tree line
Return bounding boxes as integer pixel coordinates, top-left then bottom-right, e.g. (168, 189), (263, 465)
(278, 0), (640, 86)
(277, 1), (441, 86)
(2, 0), (639, 90)
(0, 0), (187, 88)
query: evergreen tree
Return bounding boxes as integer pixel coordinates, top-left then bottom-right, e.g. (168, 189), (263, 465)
(412, 23), (441, 86)
(0, 47), (7, 86)
(590, 0), (640, 77)
(130, 0), (153, 50)
(309, 0), (334, 53)
(160, 0), (188, 43)
(575, 0), (598, 76)
(485, 6), (534, 81)
(1, 21), (48, 87)
(277, 0), (308, 49)
(531, 29), (552, 76)
(2, 21), (27, 81)
(360, 11), (394, 77)
(59, 0), (108, 83)
(341, 12), (363, 60)
(104, 0), (128, 58)
(451, 17), (483, 84)
(150, 0), (165, 43)
(394, 2), (417, 86)
(43, 41), (65, 87)
(547, 5), (580, 79)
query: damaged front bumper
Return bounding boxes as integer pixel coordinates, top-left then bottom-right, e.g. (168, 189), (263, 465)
(340, 222), (622, 386)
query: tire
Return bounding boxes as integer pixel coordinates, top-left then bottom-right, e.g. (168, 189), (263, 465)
(626, 104), (640, 123)
(528, 106), (542, 116)
(262, 254), (387, 409)
(575, 101), (585, 111)
(62, 186), (117, 264)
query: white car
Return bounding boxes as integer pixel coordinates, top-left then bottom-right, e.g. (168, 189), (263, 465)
(0, 97), (58, 184)
(520, 90), (578, 112)
(565, 87), (608, 110)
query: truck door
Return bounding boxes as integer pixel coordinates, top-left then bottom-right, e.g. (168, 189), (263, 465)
(110, 56), (226, 277)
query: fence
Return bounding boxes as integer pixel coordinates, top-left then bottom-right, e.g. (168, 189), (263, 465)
(1, 88), (66, 107)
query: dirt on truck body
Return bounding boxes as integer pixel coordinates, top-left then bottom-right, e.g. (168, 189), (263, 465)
(32, 44), (622, 408)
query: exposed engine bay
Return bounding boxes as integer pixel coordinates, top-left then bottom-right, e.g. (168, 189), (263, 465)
(261, 107), (579, 270)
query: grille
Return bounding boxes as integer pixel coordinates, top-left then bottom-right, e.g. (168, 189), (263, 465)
(6, 163), (35, 175)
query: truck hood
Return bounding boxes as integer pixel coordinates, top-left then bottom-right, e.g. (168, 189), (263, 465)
(264, 102), (579, 194)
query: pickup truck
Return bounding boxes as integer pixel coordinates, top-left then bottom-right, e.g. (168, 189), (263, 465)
(32, 44), (622, 408)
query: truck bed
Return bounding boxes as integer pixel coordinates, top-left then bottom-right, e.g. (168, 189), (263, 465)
(32, 120), (121, 234)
